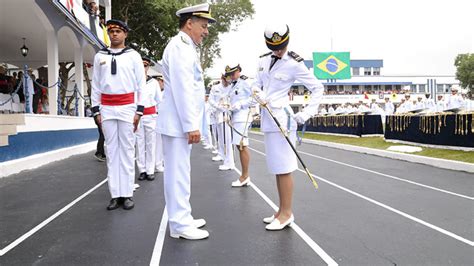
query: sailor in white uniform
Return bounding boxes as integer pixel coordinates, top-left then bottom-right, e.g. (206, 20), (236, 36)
(214, 76), (235, 170)
(225, 63), (254, 187)
(91, 20), (145, 211)
(208, 80), (225, 159)
(136, 57), (159, 181)
(384, 97), (395, 115)
(436, 95), (446, 112)
(154, 74), (165, 172)
(252, 24), (324, 231)
(155, 3), (216, 240)
(422, 93), (436, 112)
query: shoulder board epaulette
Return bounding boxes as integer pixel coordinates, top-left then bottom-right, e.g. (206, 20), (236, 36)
(259, 52), (272, 58)
(288, 51), (304, 62)
(146, 76), (153, 82)
(240, 75), (248, 80)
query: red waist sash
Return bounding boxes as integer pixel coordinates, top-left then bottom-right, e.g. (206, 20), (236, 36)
(143, 106), (156, 115)
(101, 92), (134, 106)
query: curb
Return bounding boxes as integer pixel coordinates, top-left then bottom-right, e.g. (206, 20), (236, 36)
(250, 132), (474, 173)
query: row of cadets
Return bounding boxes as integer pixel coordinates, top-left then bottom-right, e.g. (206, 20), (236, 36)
(252, 23), (324, 230)
(135, 56), (160, 181)
(91, 19), (145, 211)
(224, 63), (254, 187)
(155, 3), (216, 240)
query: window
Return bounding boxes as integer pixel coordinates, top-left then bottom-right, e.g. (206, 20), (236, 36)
(351, 85), (359, 92)
(373, 85), (381, 91)
(364, 85), (372, 92)
(437, 84), (444, 93)
(385, 85), (392, 92)
(410, 85), (417, 93)
(373, 67), (380, 75)
(352, 67), (360, 76)
(364, 67), (371, 76)
(419, 84), (426, 93)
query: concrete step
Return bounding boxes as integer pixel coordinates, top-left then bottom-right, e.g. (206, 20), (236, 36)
(0, 114), (25, 125)
(0, 135), (8, 147)
(0, 125), (17, 136)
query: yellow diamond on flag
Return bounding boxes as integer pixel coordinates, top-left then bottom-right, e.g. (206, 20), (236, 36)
(316, 55), (348, 76)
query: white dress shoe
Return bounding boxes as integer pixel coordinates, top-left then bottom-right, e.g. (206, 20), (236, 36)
(263, 215), (275, 224)
(155, 166), (165, 173)
(265, 214), (294, 231)
(211, 150), (218, 154)
(212, 155), (223, 161)
(203, 145), (212, 150)
(170, 228), (209, 240)
(193, 218), (206, 228)
(231, 177), (250, 187)
(218, 165), (234, 171)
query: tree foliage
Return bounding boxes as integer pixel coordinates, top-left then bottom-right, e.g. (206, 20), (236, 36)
(112, 0), (254, 74)
(454, 53), (474, 98)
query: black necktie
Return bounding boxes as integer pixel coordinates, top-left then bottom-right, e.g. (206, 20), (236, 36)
(269, 55), (281, 71)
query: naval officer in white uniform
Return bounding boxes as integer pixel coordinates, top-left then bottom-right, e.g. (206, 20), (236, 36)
(155, 3), (216, 240)
(136, 57), (160, 181)
(224, 63), (254, 187)
(253, 23), (324, 230)
(91, 19), (145, 210)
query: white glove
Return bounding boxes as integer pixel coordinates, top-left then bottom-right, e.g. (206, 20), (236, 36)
(231, 102), (241, 111)
(251, 87), (267, 105)
(294, 111), (311, 124)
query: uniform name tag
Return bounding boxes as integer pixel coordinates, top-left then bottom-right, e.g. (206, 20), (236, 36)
(100, 61), (106, 65)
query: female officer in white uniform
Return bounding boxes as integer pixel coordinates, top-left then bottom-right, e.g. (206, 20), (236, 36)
(253, 24), (324, 230)
(225, 64), (254, 187)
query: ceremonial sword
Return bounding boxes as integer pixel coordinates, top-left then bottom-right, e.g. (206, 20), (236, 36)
(252, 94), (319, 189)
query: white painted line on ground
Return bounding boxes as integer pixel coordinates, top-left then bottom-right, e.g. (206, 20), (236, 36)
(248, 146), (474, 247)
(150, 206), (168, 266)
(250, 137), (473, 201)
(0, 178), (108, 256)
(233, 168), (338, 266)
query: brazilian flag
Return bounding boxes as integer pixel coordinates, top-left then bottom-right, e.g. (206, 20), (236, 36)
(313, 52), (351, 79)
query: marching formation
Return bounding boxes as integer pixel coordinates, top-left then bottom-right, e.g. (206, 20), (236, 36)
(91, 3), (323, 240)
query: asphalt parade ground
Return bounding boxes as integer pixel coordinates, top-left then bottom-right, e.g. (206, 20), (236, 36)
(0, 133), (473, 265)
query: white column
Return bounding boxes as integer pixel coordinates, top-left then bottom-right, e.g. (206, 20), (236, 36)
(47, 30), (59, 116)
(104, 0), (112, 21)
(74, 45), (85, 117)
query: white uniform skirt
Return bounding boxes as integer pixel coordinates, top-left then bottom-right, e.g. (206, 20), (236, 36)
(231, 122), (250, 146)
(263, 131), (298, 175)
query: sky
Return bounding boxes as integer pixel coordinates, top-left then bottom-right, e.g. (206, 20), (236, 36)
(207, 0), (474, 79)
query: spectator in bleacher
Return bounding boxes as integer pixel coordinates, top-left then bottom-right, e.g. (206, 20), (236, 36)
(41, 94), (49, 114)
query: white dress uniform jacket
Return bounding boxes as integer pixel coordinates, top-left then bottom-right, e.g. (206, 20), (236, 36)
(156, 32), (205, 137)
(446, 94), (465, 110)
(254, 52), (324, 133)
(229, 77), (253, 123)
(91, 48), (145, 121)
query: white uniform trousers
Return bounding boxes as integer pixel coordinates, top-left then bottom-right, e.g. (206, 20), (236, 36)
(162, 135), (195, 233)
(217, 122), (234, 168)
(102, 119), (135, 198)
(263, 131), (298, 175)
(205, 125), (213, 147)
(211, 124), (218, 150)
(136, 114), (156, 175)
(155, 117), (164, 170)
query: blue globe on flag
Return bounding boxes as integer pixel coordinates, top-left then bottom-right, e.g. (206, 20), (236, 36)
(326, 58), (339, 73)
